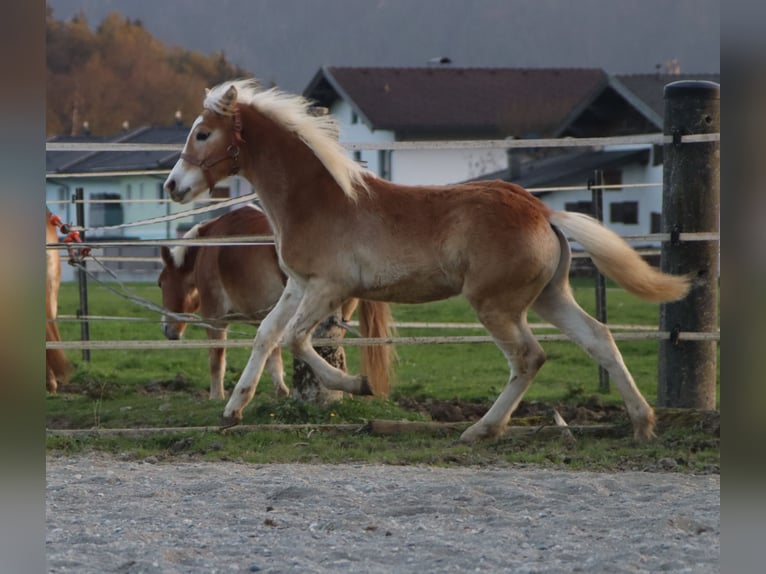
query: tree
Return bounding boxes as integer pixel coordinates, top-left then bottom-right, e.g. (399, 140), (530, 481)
(46, 7), (251, 136)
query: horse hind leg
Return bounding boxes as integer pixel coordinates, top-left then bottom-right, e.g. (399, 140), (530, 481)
(46, 363), (58, 393)
(460, 307), (546, 443)
(206, 325), (228, 400)
(264, 347), (289, 397)
(532, 281), (655, 440)
(283, 283), (373, 396)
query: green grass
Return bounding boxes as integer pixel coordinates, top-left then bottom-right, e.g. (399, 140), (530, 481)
(46, 422), (720, 472)
(48, 277), (720, 470)
(54, 277), (718, 407)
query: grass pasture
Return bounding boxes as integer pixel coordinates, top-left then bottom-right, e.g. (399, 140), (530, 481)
(47, 277), (719, 472)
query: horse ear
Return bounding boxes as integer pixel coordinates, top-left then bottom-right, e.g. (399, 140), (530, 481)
(221, 85), (238, 111)
(160, 245), (173, 266)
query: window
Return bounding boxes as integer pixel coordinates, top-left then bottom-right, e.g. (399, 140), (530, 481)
(565, 200), (593, 215)
(610, 201), (639, 224)
(353, 150), (362, 163)
(378, 150), (391, 180)
(351, 111), (358, 124)
(651, 212), (662, 233)
(89, 192), (124, 228)
(603, 169), (622, 192)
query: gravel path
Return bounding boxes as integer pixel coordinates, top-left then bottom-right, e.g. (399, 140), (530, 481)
(46, 454), (719, 573)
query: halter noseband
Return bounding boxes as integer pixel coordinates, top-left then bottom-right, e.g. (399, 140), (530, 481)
(180, 106), (245, 191)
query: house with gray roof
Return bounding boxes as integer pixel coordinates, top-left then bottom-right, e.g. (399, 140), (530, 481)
(46, 124), (255, 281)
(304, 66), (718, 242)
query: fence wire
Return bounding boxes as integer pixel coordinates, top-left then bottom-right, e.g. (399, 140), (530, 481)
(46, 132), (720, 354)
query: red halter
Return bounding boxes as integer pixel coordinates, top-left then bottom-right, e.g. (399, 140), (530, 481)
(180, 106), (245, 191)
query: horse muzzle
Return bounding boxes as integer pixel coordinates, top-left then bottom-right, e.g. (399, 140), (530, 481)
(161, 322), (182, 340)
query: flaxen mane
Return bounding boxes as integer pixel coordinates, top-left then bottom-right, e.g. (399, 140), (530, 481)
(170, 222), (205, 270)
(204, 79), (371, 200)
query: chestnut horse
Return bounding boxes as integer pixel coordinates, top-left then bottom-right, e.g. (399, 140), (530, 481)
(158, 204), (395, 400)
(46, 208), (70, 392)
(164, 79), (690, 441)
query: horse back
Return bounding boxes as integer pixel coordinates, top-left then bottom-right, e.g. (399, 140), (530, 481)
(195, 207), (286, 321)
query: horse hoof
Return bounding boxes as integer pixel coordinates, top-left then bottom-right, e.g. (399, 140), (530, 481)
(219, 414), (242, 429)
(460, 423), (500, 444)
(359, 375), (374, 396)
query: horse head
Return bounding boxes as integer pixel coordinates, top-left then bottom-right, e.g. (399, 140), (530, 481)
(164, 83), (243, 204)
(158, 245), (200, 340)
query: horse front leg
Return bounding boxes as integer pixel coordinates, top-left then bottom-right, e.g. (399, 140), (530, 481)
(284, 283), (373, 396)
(221, 280), (302, 426)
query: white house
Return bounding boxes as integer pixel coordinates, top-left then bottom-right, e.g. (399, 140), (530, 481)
(304, 67), (719, 247)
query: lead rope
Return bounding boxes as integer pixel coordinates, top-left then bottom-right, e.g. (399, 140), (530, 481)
(65, 252), (268, 338)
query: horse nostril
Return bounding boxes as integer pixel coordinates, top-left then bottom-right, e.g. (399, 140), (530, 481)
(165, 179), (176, 193)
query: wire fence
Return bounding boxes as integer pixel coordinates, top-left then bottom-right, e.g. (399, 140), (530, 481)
(45, 132), (721, 358)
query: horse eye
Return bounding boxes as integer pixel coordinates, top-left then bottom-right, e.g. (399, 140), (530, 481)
(195, 131), (210, 142)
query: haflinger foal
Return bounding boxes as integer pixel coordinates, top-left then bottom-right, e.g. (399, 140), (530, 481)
(158, 205), (288, 400)
(164, 79), (691, 442)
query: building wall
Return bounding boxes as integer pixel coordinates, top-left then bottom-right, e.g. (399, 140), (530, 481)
(391, 148), (507, 185)
(536, 146), (663, 248)
(332, 100), (507, 184)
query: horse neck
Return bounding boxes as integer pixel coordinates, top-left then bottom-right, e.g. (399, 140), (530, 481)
(238, 107), (350, 226)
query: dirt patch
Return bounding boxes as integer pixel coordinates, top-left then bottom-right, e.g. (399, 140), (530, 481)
(398, 396), (720, 435)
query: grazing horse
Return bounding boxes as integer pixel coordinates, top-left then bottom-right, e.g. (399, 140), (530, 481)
(46, 208), (70, 392)
(157, 204), (394, 400)
(164, 79), (691, 441)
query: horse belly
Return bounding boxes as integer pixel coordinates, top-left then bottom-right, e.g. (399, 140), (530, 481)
(357, 268), (462, 304)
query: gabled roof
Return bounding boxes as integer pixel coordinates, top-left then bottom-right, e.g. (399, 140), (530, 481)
(472, 148), (651, 192)
(47, 125), (188, 175)
(612, 73), (721, 129)
(46, 133), (109, 173)
(305, 66), (609, 139)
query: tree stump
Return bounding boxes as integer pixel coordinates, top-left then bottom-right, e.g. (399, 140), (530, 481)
(292, 309), (346, 405)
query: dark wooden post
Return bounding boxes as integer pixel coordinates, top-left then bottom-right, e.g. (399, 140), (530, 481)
(292, 309), (345, 405)
(589, 170), (609, 393)
(74, 187), (90, 362)
(657, 81), (720, 408)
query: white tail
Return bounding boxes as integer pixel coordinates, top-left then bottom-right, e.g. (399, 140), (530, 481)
(548, 211), (691, 302)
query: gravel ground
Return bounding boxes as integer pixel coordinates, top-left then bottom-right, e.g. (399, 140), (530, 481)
(46, 454), (719, 573)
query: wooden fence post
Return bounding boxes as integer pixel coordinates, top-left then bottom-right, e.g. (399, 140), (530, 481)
(292, 309), (346, 405)
(657, 80), (720, 408)
(74, 187), (91, 362)
(589, 170), (609, 393)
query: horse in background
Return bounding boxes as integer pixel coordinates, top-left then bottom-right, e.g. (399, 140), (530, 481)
(158, 205), (395, 400)
(46, 208), (71, 392)
(164, 80), (691, 441)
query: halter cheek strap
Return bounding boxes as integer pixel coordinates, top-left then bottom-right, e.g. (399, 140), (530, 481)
(180, 106), (245, 191)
